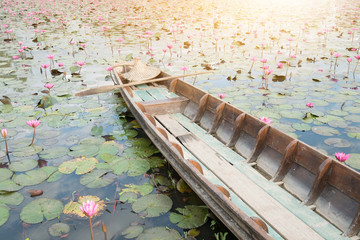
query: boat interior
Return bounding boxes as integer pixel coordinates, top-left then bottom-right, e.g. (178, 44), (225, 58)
(114, 67), (360, 240)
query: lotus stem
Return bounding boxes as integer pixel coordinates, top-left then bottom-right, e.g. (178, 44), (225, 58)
(30, 128), (36, 146)
(89, 217), (94, 240)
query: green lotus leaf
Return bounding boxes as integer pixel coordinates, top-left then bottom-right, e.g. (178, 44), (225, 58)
(169, 205), (209, 229)
(12, 145), (43, 157)
(9, 159), (37, 172)
(312, 126), (340, 136)
(122, 225), (143, 239)
(120, 183), (153, 196)
(68, 144), (99, 157)
(109, 158), (130, 175)
(0, 192), (24, 206)
(132, 194), (172, 218)
(0, 205), (9, 227)
(280, 110), (304, 119)
(59, 157), (98, 175)
(48, 223), (70, 237)
(80, 169), (113, 188)
(99, 153), (117, 163)
(292, 123), (311, 132)
(148, 157), (167, 168)
(97, 141), (121, 156)
(324, 138), (351, 148)
(20, 198), (63, 224)
(128, 158), (150, 177)
(345, 154), (360, 170)
(344, 115), (360, 123)
(128, 138), (152, 147)
(0, 180), (23, 192)
(0, 169), (13, 182)
(119, 192), (138, 203)
(79, 137), (105, 145)
(13, 169), (48, 186)
(36, 130), (61, 139)
(136, 227), (181, 240)
(90, 125), (103, 136)
(40, 147), (69, 159)
(63, 195), (105, 218)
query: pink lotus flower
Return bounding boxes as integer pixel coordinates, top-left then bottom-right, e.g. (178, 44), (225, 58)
(218, 93), (226, 99)
(260, 59), (267, 63)
(277, 62), (284, 68)
(347, 57), (352, 63)
(44, 83), (54, 90)
(260, 117), (272, 124)
(290, 54), (297, 58)
(355, 55), (360, 60)
(27, 120), (41, 146)
(335, 152), (350, 162)
(77, 61), (84, 66)
(41, 64), (50, 69)
(27, 120), (41, 128)
(167, 44), (173, 49)
(1, 129), (8, 138)
(58, 62), (64, 67)
(106, 66), (113, 71)
(80, 200), (99, 218)
(47, 55), (54, 59)
(306, 102), (314, 108)
(181, 66), (189, 71)
(334, 53), (341, 58)
(250, 57), (257, 62)
(12, 56), (19, 60)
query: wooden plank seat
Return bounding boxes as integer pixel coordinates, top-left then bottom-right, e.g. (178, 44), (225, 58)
(171, 113), (348, 240)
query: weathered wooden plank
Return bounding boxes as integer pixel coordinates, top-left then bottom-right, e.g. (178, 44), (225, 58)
(140, 97), (189, 115)
(226, 113), (246, 147)
(192, 94), (209, 123)
(157, 87), (178, 98)
(172, 113), (347, 240)
(208, 102), (226, 134)
(135, 90), (156, 101)
(154, 118), (283, 239)
(147, 88), (168, 100)
(155, 114), (189, 137)
(178, 134), (324, 240)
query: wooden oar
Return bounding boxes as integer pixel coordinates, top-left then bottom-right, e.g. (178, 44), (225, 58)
(74, 71), (210, 97)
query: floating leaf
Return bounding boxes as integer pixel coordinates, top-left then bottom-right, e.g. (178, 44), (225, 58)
(59, 157), (98, 175)
(176, 179), (192, 193)
(20, 198), (63, 224)
(0, 169), (13, 182)
(132, 194), (172, 218)
(148, 157), (167, 168)
(0, 205), (9, 227)
(9, 159), (37, 172)
(324, 138), (352, 148)
(12, 145), (43, 157)
(48, 223), (70, 237)
(40, 147), (69, 159)
(120, 183), (153, 196)
(109, 158), (130, 175)
(13, 169), (48, 186)
(68, 144), (99, 157)
(128, 158), (150, 177)
(91, 125), (103, 136)
(0, 192), (24, 206)
(346, 154), (360, 170)
(122, 225), (143, 239)
(292, 123), (311, 132)
(119, 192), (137, 203)
(170, 205), (209, 229)
(97, 141), (121, 156)
(312, 126), (340, 136)
(80, 169), (113, 188)
(0, 180), (23, 192)
(137, 227), (181, 240)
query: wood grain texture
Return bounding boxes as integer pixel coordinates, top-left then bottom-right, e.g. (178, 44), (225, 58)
(192, 94), (209, 123)
(271, 140), (298, 182)
(226, 113), (246, 147)
(178, 134), (324, 240)
(248, 125), (270, 163)
(209, 102), (226, 134)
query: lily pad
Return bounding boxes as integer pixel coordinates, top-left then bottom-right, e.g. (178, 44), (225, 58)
(13, 169), (48, 186)
(119, 192), (138, 203)
(59, 157), (98, 175)
(137, 227), (181, 240)
(292, 123), (311, 132)
(346, 154), (360, 170)
(0, 180), (23, 192)
(169, 205), (209, 229)
(0, 169), (13, 182)
(48, 223), (70, 237)
(80, 169), (113, 188)
(120, 183), (153, 196)
(0, 192), (24, 206)
(40, 147), (69, 159)
(324, 138), (352, 148)
(9, 159), (38, 172)
(20, 198), (63, 224)
(122, 225), (144, 239)
(12, 145), (43, 157)
(128, 158), (150, 177)
(312, 126), (340, 136)
(68, 144), (99, 157)
(0, 206), (9, 227)
(132, 194), (172, 218)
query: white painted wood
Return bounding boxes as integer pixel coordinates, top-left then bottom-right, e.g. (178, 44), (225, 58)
(178, 134), (324, 240)
(156, 114), (190, 137)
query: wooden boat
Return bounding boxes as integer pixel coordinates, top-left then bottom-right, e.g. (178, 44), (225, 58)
(112, 64), (360, 240)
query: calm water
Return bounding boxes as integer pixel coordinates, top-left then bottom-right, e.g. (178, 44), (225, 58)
(0, 0), (360, 239)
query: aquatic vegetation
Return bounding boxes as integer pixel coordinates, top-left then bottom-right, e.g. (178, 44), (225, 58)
(80, 200), (99, 240)
(335, 152), (350, 162)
